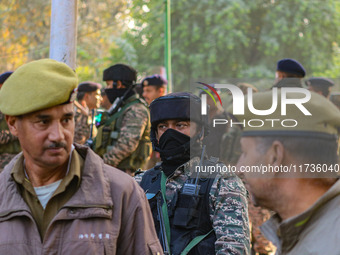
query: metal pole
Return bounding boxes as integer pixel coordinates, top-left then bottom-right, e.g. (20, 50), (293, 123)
(49, 0), (78, 69)
(164, 0), (172, 93)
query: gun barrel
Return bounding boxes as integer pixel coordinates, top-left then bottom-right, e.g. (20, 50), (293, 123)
(156, 194), (170, 254)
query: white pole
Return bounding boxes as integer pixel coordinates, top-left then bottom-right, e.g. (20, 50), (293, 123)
(49, 0), (77, 69)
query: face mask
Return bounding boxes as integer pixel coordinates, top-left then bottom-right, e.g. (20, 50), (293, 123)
(105, 88), (135, 104)
(156, 129), (191, 175)
(156, 128), (203, 176)
(158, 128), (191, 161)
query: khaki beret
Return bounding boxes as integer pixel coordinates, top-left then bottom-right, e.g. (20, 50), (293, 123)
(0, 59), (78, 116)
(234, 89), (340, 139)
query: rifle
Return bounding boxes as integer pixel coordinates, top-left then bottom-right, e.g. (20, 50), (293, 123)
(85, 83), (137, 148)
(147, 192), (170, 255)
(107, 83), (137, 116)
(85, 109), (95, 148)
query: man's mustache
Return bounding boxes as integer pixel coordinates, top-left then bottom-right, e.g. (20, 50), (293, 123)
(45, 142), (67, 149)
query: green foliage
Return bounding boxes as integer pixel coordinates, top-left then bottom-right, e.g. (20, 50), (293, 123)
(1, 0), (340, 91)
(76, 65), (96, 83)
(127, 0), (340, 90)
(104, 37), (138, 67)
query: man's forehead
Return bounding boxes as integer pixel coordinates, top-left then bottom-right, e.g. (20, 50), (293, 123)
(144, 85), (158, 91)
(158, 119), (190, 123)
(240, 136), (256, 147)
(25, 103), (74, 118)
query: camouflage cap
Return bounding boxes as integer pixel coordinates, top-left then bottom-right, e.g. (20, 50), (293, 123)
(0, 59), (78, 116)
(236, 89), (340, 139)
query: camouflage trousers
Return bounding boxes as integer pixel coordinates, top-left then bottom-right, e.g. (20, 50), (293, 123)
(0, 153), (16, 172)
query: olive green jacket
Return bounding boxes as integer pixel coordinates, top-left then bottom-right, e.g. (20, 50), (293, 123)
(0, 144), (162, 254)
(261, 180), (340, 255)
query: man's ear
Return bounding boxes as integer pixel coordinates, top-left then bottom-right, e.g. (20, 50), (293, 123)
(5, 115), (19, 137)
(267, 140), (284, 166)
(117, 80), (126, 89)
(158, 86), (165, 96)
(83, 92), (90, 105)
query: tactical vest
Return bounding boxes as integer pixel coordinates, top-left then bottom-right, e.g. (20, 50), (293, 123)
(94, 95), (152, 171)
(139, 162), (217, 255)
(0, 113), (21, 154)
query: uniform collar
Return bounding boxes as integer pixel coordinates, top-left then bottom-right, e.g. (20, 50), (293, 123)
(273, 78), (302, 88)
(123, 93), (139, 104)
(166, 156), (201, 179)
(11, 146), (82, 192)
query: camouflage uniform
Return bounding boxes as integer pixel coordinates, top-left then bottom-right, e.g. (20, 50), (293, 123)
(0, 112), (21, 171)
(74, 105), (90, 145)
(95, 94), (152, 172)
(135, 156), (250, 254)
(73, 104), (99, 145)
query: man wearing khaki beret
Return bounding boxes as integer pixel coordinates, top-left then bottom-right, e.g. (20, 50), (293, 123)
(235, 89), (340, 254)
(0, 59), (162, 254)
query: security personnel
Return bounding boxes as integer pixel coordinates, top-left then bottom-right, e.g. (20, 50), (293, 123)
(94, 64), (152, 175)
(236, 90), (340, 254)
(0, 59), (162, 254)
(74, 81), (102, 144)
(135, 92), (250, 255)
(306, 77), (334, 98)
(141, 74), (167, 105)
(0, 71), (21, 171)
(273, 58), (306, 88)
(142, 75), (168, 169)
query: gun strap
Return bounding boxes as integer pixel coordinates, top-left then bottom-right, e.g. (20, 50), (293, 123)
(180, 229), (213, 255)
(89, 109), (95, 139)
(160, 172), (171, 253)
(104, 99), (140, 126)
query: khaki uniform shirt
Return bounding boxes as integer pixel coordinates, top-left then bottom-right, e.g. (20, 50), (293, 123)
(11, 149), (83, 239)
(0, 144), (162, 254)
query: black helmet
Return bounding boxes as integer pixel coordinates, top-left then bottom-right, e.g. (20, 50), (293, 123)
(150, 92), (207, 129)
(103, 64), (137, 86)
(149, 92), (209, 150)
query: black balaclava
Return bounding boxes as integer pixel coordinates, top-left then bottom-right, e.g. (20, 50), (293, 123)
(102, 63), (137, 103)
(154, 128), (203, 176)
(149, 92), (207, 176)
(105, 87), (135, 104)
